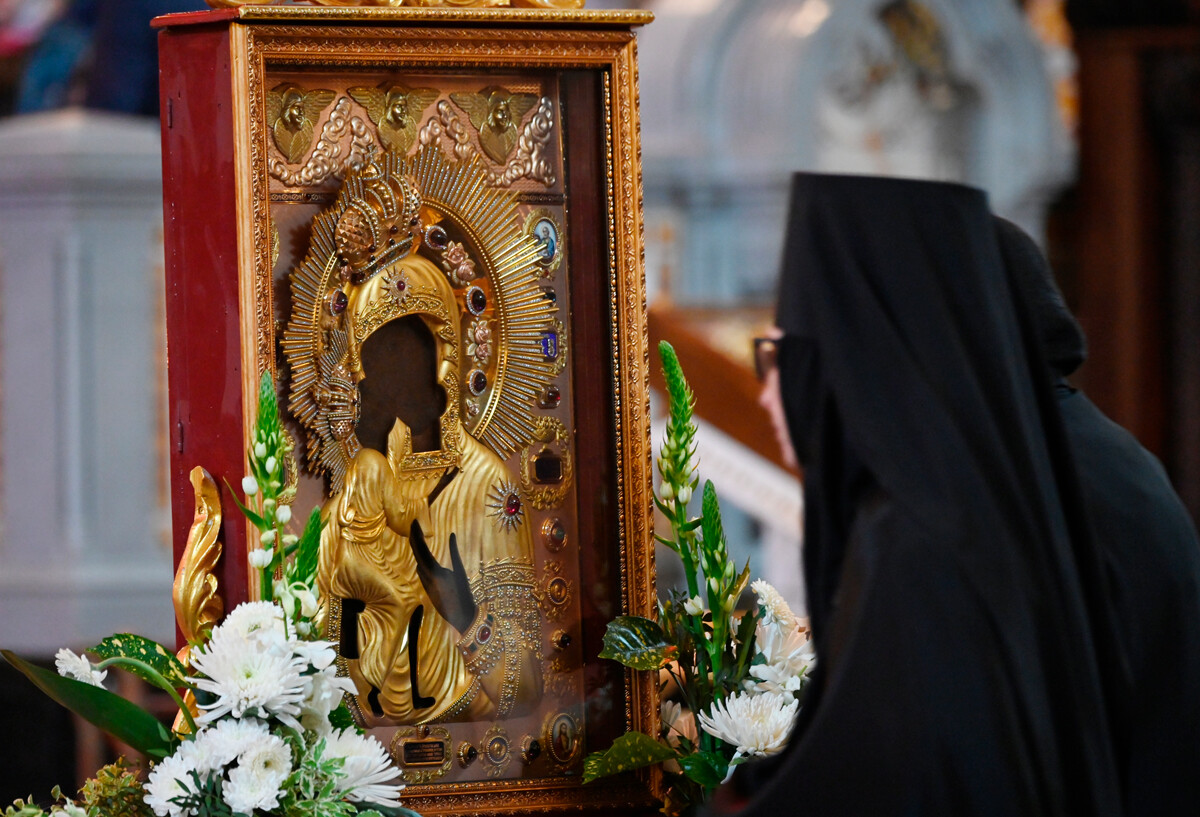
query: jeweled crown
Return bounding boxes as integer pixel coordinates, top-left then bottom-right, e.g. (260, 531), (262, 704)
(334, 162), (423, 282)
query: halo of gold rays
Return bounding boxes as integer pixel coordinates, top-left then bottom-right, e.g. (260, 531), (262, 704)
(400, 145), (553, 457)
(283, 145), (555, 489)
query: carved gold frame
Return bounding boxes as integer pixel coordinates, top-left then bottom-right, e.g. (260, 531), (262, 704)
(222, 8), (658, 814)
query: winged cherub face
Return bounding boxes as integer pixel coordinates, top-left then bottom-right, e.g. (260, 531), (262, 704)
(386, 92), (410, 126)
(489, 99), (512, 128)
(282, 90), (306, 131)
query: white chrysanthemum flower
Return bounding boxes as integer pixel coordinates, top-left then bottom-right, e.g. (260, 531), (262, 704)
(215, 601), (287, 648)
(55, 648), (106, 688)
(191, 627), (308, 729)
(144, 751), (200, 817)
(324, 729), (405, 807)
(752, 580), (797, 628)
(223, 731), (292, 814)
(698, 691), (799, 760)
(183, 718), (272, 775)
(746, 618), (816, 695)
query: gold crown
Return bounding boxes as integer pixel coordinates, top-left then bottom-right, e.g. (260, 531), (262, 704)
(334, 162), (423, 282)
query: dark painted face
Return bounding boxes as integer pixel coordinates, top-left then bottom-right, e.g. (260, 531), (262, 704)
(356, 314), (446, 454)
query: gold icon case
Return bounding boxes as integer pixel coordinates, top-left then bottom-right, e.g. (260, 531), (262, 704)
(158, 6), (659, 815)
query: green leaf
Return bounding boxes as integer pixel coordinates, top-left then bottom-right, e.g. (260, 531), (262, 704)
(354, 807), (422, 817)
(2, 651), (175, 759)
(290, 507), (324, 586)
(328, 704), (357, 732)
(223, 479), (268, 530)
(677, 750), (729, 789)
(89, 634), (188, 688)
(582, 731), (677, 784)
(599, 616), (677, 670)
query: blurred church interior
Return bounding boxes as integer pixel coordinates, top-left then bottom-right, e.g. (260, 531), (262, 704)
(0, 0), (1197, 802)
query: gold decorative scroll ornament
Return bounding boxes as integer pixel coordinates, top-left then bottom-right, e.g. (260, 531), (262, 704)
(207, 0), (585, 8)
(173, 467), (225, 653)
(172, 466), (225, 732)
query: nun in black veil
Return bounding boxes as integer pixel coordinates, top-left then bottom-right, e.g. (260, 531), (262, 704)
(737, 174), (1130, 815)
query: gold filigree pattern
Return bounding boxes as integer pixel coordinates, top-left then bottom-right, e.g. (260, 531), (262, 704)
(391, 725), (454, 783)
(480, 724), (513, 778)
(519, 416), (572, 509)
(537, 559), (572, 621)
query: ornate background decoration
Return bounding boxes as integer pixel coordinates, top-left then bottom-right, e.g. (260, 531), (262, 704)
(520, 416), (572, 510)
(391, 725), (455, 784)
(537, 559), (572, 621)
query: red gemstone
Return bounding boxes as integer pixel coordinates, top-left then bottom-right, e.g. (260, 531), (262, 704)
(397, 279), (407, 291)
(329, 290), (348, 315)
(471, 371), (488, 394)
(477, 624), (492, 644)
(505, 493), (521, 516)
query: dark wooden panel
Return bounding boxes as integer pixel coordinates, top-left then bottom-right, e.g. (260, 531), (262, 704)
(158, 22), (250, 638)
(560, 67), (629, 752)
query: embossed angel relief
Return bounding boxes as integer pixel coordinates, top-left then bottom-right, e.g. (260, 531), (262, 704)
(283, 148), (556, 727)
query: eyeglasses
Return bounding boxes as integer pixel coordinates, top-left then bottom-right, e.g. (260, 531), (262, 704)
(752, 337), (778, 382)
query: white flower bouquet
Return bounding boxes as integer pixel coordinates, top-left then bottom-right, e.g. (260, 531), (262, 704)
(583, 342), (815, 815)
(3, 374), (416, 817)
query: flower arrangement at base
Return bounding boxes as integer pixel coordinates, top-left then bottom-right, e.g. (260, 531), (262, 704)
(582, 342), (815, 815)
(3, 373), (418, 817)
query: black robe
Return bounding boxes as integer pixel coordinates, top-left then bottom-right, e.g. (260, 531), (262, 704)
(737, 175), (1125, 816)
(994, 215), (1200, 816)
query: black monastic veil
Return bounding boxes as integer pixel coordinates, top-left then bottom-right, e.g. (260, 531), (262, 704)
(739, 174), (1128, 815)
(995, 216), (1200, 817)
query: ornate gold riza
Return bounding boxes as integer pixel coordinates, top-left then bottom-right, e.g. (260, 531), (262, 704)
(226, 13), (659, 812)
(283, 145), (554, 492)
